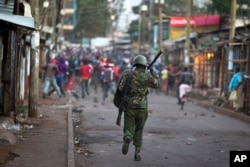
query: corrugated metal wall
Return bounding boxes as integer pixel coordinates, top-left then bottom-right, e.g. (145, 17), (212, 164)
(0, 0), (14, 14)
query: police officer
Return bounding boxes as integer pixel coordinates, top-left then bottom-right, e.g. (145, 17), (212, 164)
(118, 55), (160, 161)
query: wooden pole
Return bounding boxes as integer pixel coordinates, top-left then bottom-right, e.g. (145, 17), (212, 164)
(228, 0), (237, 70)
(51, 0), (57, 51)
(141, 10), (145, 48)
(185, 0), (192, 65)
(60, 0), (66, 38)
(229, 0), (237, 42)
(138, 7), (142, 53)
(29, 1), (40, 117)
(158, 1), (162, 52)
(226, 0), (237, 92)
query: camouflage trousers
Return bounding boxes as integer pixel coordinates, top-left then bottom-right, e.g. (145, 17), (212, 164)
(123, 108), (148, 148)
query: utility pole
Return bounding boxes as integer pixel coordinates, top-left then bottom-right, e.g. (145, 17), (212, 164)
(29, 1), (40, 117)
(228, 0), (237, 70)
(51, 0), (57, 51)
(229, 0), (237, 41)
(226, 0), (237, 96)
(156, 0), (164, 64)
(184, 0), (192, 65)
(140, 3), (148, 54)
(60, 0), (66, 38)
(158, 0), (163, 52)
(138, 8), (142, 53)
(141, 7), (145, 48)
(108, 0), (114, 42)
(59, 0), (66, 51)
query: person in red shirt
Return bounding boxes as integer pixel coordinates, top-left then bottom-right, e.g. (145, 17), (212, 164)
(113, 64), (120, 85)
(80, 59), (93, 98)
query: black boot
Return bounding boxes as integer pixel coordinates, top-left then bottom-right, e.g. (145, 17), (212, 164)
(134, 147), (141, 161)
(122, 136), (131, 155)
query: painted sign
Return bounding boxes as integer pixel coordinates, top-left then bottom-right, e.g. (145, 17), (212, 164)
(170, 15), (220, 27)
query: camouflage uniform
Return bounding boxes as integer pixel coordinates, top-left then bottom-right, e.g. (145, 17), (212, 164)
(118, 66), (160, 158)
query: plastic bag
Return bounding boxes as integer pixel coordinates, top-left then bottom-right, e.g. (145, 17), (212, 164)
(229, 90), (237, 101)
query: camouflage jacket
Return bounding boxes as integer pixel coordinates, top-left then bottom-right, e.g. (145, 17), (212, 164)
(118, 67), (160, 109)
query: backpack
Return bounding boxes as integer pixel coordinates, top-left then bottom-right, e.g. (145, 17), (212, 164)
(103, 68), (114, 83)
(113, 69), (132, 108)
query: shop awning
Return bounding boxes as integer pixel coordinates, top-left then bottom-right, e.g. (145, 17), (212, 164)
(0, 13), (35, 29)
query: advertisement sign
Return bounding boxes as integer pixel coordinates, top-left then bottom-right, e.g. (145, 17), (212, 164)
(170, 15), (220, 27)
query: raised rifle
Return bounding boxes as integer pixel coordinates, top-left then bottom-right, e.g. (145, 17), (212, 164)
(115, 50), (163, 126)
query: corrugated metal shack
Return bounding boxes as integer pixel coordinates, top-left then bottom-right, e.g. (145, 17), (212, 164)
(191, 25), (250, 115)
(0, 0), (35, 117)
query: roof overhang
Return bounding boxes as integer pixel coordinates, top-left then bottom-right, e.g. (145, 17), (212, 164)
(0, 13), (35, 30)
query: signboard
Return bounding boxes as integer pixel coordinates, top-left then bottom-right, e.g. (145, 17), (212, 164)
(170, 15), (220, 27)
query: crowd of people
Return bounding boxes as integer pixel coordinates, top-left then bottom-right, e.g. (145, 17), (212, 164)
(41, 47), (130, 105)
(40, 46), (197, 162)
(41, 47), (195, 108)
(38, 45), (250, 163)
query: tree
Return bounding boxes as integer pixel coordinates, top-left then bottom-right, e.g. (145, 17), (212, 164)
(210, 0), (250, 16)
(75, 0), (107, 40)
(74, 0), (123, 42)
(128, 20), (139, 42)
(128, 0), (210, 43)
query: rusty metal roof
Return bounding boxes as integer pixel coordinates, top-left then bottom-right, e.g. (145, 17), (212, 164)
(0, 0), (14, 14)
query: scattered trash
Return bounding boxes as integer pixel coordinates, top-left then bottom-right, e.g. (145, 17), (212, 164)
(98, 117), (105, 120)
(8, 124), (21, 130)
(182, 139), (192, 145)
(199, 132), (208, 137)
(76, 148), (93, 155)
(0, 117), (21, 130)
(72, 108), (83, 113)
(71, 91), (80, 99)
(74, 137), (80, 146)
(72, 116), (80, 123)
(22, 125), (34, 129)
(17, 135), (26, 141)
(39, 114), (43, 118)
(76, 148), (84, 154)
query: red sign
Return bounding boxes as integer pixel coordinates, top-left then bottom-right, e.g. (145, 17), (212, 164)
(170, 15), (220, 27)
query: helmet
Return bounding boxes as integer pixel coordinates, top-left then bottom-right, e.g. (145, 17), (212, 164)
(133, 55), (147, 66)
